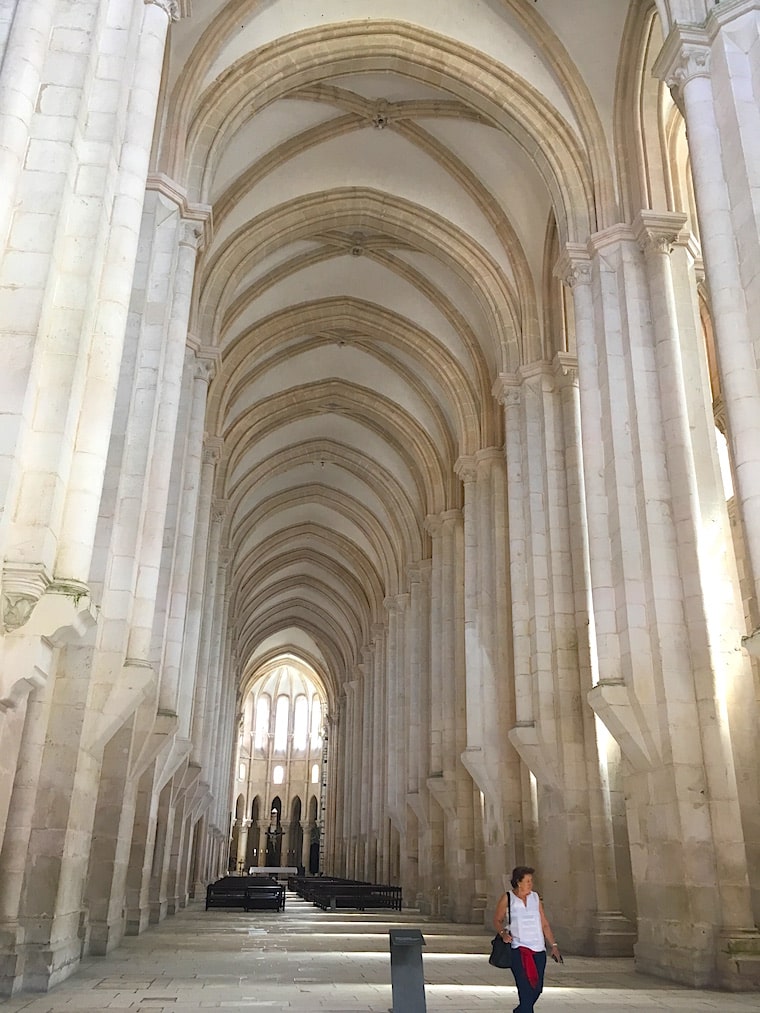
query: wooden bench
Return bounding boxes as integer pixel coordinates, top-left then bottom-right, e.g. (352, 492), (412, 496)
(288, 876), (401, 911)
(205, 876), (286, 912)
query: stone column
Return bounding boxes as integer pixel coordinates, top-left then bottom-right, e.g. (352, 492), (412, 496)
(200, 559), (231, 776)
(554, 353), (637, 952)
(0, 659), (56, 994)
(370, 623), (387, 883)
(126, 212), (208, 667)
(456, 450), (517, 913)
(0, 0), (55, 252)
(190, 506), (226, 762)
(496, 362), (635, 954)
(655, 2), (760, 639)
(423, 518), (447, 917)
(634, 210), (760, 926)
(384, 593), (409, 888)
(346, 677), (363, 878)
(425, 510), (476, 921)
(158, 350), (217, 718)
(557, 228), (760, 987)
(359, 647), (374, 880)
(55, 0), (179, 587)
(176, 437), (222, 739)
(411, 560), (434, 910)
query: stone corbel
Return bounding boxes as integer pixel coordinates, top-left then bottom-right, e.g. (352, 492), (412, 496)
(1, 562), (50, 634)
(2, 576), (97, 642)
(90, 659), (157, 752)
(426, 772), (457, 818)
(507, 724), (562, 792)
(587, 681), (661, 772)
(406, 789), (429, 829)
(156, 736), (193, 791)
(460, 746), (513, 801)
(128, 708), (180, 781)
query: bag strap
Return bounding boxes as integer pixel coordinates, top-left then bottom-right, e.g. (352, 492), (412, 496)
(507, 890), (511, 929)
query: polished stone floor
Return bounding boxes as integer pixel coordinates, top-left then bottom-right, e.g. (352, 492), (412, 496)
(2, 893), (759, 1012)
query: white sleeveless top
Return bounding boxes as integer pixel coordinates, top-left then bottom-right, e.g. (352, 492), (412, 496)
(509, 890), (545, 952)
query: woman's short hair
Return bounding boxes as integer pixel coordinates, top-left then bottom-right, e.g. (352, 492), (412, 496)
(510, 865), (535, 889)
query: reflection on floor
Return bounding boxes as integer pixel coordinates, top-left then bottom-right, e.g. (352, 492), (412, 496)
(2, 893), (759, 1011)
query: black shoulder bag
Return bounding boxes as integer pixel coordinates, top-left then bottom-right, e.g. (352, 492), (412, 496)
(489, 891), (512, 968)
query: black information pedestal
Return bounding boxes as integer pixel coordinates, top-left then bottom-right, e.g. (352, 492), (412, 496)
(388, 928), (426, 1012)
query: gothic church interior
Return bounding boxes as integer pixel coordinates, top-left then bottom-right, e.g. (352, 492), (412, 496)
(2, 0), (760, 997)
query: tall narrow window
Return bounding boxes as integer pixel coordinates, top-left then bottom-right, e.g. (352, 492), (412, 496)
(273, 765), (284, 785)
(310, 698), (322, 749)
(274, 695), (289, 751)
(311, 763), (319, 784)
(255, 695), (270, 750)
(293, 695), (308, 750)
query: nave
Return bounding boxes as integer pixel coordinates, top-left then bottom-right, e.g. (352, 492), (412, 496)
(1, 893), (758, 1013)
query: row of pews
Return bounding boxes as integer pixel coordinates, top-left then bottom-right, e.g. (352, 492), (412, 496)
(205, 874), (286, 911)
(288, 874), (402, 911)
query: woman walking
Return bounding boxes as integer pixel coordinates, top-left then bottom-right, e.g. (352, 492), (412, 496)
(492, 866), (561, 1013)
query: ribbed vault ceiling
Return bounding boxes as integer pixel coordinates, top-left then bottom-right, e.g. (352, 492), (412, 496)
(159, 0), (633, 703)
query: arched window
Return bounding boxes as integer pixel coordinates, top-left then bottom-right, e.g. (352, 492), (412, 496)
(293, 695), (308, 750)
(311, 763), (319, 784)
(274, 695), (289, 751)
(254, 694), (270, 750)
(273, 765), (284, 785)
(310, 698), (322, 749)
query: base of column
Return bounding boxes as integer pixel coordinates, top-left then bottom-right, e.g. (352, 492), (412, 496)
(87, 917), (125, 956)
(149, 899), (168, 925)
(125, 904), (150, 936)
(18, 936), (82, 993)
(0, 947), (24, 998)
(590, 911), (636, 956)
(717, 930), (760, 990)
(166, 892), (187, 915)
(635, 929), (760, 990)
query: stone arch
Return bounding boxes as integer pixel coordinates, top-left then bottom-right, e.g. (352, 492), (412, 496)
(164, 19), (604, 245)
(197, 188), (520, 372)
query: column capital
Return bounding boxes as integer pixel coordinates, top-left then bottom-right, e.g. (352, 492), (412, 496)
(212, 498), (230, 523)
(553, 352), (579, 387)
(653, 26), (711, 98)
(203, 436), (224, 465)
(633, 210), (689, 256)
(192, 346), (221, 383)
(144, 0), (181, 21)
(384, 592), (410, 614)
(492, 372), (521, 409)
(361, 644), (375, 665)
(146, 173), (213, 246)
(424, 508), (461, 536)
(454, 454), (477, 484)
(554, 244), (592, 287)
